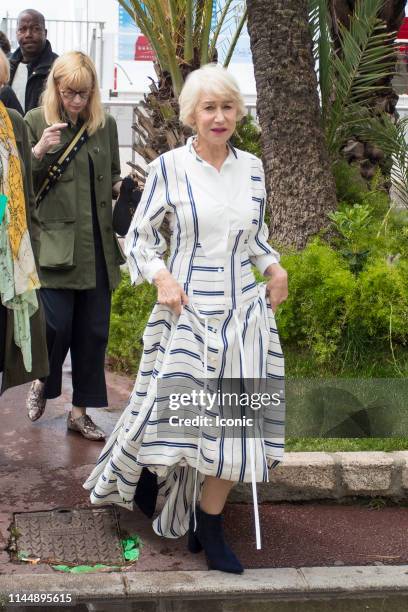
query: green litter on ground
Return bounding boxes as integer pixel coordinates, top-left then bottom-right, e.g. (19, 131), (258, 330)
(17, 551), (28, 560)
(51, 533), (142, 572)
(52, 564), (117, 573)
(122, 534), (142, 561)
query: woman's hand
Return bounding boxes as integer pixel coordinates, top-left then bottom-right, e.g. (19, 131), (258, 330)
(153, 269), (189, 316)
(32, 122), (68, 159)
(264, 263), (288, 313)
(112, 180), (122, 197)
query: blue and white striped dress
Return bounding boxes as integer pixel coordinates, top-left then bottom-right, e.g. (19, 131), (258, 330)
(83, 137), (285, 542)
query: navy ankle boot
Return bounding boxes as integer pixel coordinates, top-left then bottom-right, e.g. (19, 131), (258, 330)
(188, 506), (203, 553)
(188, 506), (244, 574)
(134, 467), (158, 518)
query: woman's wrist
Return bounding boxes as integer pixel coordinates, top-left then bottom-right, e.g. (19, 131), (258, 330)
(264, 263), (286, 279)
(152, 268), (172, 286)
(32, 144), (44, 160)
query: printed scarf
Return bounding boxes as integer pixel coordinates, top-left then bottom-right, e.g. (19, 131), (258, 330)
(0, 101), (40, 371)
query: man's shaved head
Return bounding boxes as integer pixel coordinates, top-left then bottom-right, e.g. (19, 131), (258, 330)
(16, 9), (47, 61)
(17, 9), (46, 28)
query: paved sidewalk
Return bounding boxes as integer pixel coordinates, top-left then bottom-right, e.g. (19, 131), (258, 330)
(0, 363), (408, 608)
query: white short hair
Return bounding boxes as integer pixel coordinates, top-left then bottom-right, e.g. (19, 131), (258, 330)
(179, 63), (247, 128)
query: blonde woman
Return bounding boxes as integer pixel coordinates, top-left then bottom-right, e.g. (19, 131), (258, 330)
(84, 64), (288, 573)
(24, 51), (123, 440)
(0, 48), (48, 394)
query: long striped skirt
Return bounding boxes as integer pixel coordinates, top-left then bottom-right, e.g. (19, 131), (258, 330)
(83, 282), (285, 539)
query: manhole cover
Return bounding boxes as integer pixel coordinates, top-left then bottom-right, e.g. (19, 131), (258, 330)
(13, 507), (124, 565)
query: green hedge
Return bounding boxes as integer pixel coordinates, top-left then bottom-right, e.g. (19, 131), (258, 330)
(278, 239), (408, 370)
(108, 276), (156, 375)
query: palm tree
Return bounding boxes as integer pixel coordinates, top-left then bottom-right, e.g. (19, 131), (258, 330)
(355, 112), (408, 208)
(328, 0), (407, 179)
(246, 0), (338, 249)
(118, 0), (248, 183)
(311, 0), (398, 155)
(331, 1), (406, 54)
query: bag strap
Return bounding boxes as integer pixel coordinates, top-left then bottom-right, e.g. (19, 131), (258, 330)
(35, 122), (88, 207)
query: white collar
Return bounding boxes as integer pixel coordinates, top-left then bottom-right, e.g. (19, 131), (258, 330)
(186, 135), (238, 168)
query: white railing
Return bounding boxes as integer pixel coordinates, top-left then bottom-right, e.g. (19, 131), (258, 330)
(103, 100), (139, 176)
(396, 94), (408, 118)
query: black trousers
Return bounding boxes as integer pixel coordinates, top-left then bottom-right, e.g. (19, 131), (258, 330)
(40, 272), (111, 408)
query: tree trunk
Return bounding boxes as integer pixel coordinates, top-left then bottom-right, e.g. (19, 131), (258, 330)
(247, 0), (337, 249)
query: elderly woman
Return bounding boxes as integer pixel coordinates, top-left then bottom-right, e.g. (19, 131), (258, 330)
(0, 49), (48, 394)
(84, 64), (288, 573)
(24, 51), (124, 440)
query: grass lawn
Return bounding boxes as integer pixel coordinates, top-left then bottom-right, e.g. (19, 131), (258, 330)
(283, 344), (408, 452)
(286, 437), (408, 452)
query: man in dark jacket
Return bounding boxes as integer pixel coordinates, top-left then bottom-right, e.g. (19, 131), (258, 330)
(9, 9), (58, 113)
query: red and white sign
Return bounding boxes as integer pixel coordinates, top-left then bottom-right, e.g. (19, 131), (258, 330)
(397, 17), (408, 41)
(134, 35), (156, 61)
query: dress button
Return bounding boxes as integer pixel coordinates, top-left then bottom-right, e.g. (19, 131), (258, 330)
(93, 146), (100, 154)
(100, 201), (106, 208)
(97, 174), (104, 181)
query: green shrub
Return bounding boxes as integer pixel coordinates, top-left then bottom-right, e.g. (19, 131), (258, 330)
(276, 237), (408, 370)
(351, 257), (408, 342)
(278, 240), (356, 364)
(231, 114), (262, 157)
(328, 203), (373, 273)
(332, 160), (368, 205)
(108, 274), (156, 375)
(328, 161), (406, 282)
(383, 209), (408, 261)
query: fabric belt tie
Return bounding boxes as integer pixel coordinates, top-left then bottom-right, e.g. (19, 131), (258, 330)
(233, 311), (262, 550)
(192, 312), (208, 532)
(190, 303), (262, 549)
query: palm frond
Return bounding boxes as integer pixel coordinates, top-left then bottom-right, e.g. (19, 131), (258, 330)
(355, 114), (408, 208)
(308, 0), (332, 117)
(199, 0), (213, 64)
(209, 0), (234, 59)
(308, 0), (320, 55)
(212, 1), (248, 67)
(118, 0), (197, 96)
(184, 1), (194, 62)
(325, 0), (397, 155)
(223, 7), (248, 67)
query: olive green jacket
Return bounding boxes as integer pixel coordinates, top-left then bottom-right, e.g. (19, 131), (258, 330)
(1, 108), (49, 394)
(24, 108), (124, 290)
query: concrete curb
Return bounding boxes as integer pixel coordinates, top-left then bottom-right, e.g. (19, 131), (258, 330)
(230, 451), (408, 503)
(1, 566), (408, 606)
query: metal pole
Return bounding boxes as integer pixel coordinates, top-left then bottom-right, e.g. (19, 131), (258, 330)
(89, 27), (96, 62)
(99, 22), (104, 89)
(86, 0), (89, 50)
